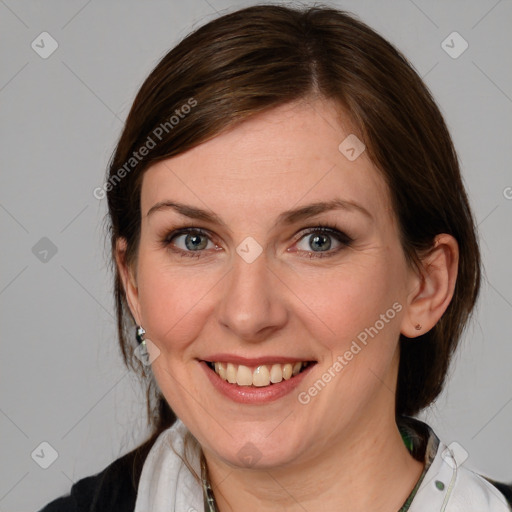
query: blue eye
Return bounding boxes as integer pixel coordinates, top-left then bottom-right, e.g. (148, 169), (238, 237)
(162, 225), (352, 259)
(293, 226), (353, 258)
(164, 228), (216, 258)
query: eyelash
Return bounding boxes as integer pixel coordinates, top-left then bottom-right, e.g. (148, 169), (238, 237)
(161, 224), (353, 260)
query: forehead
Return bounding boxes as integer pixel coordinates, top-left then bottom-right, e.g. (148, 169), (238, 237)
(140, 98), (392, 225)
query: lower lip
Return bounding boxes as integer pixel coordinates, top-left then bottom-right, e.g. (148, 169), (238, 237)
(200, 360), (316, 404)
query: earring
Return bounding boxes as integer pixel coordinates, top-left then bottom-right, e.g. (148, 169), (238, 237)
(135, 325), (150, 365)
(414, 324), (422, 331)
(136, 325), (146, 344)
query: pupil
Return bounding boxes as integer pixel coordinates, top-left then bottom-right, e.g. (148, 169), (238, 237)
(310, 234), (330, 251)
(186, 233), (207, 251)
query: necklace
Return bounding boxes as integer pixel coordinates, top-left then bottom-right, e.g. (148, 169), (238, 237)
(201, 451), (219, 512)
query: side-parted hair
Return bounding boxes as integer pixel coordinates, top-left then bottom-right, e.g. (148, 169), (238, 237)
(105, 4), (481, 479)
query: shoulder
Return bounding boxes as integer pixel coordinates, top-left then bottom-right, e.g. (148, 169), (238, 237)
(400, 416), (512, 511)
(37, 436), (156, 512)
(484, 477), (512, 506)
(415, 429), (512, 510)
(413, 459), (512, 511)
(449, 466), (512, 511)
(460, 468), (512, 509)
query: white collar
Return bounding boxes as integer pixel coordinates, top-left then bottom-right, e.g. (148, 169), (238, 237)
(134, 419), (510, 512)
(409, 437), (510, 511)
(134, 419), (203, 512)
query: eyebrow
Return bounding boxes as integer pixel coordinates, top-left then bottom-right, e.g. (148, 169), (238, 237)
(146, 198), (372, 225)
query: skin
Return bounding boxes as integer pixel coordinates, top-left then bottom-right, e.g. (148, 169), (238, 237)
(117, 96), (459, 511)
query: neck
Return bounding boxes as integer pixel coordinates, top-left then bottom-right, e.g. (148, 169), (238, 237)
(202, 408), (424, 512)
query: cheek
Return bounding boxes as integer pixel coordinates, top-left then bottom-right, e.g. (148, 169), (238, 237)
(289, 254), (407, 352)
(136, 257), (214, 351)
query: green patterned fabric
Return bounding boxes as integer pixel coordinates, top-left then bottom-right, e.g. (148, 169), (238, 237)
(397, 417), (439, 511)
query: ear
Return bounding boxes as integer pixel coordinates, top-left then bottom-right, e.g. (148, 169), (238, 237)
(400, 233), (459, 338)
(115, 238), (142, 326)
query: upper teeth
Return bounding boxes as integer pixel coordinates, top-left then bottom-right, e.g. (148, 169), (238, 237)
(212, 362), (309, 387)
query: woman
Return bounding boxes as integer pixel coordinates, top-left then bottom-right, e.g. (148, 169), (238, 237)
(39, 4), (511, 511)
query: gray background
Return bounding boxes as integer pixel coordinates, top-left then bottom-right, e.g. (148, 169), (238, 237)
(0, 0), (511, 510)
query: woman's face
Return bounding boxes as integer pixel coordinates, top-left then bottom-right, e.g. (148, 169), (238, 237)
(123, 98), (420, 469)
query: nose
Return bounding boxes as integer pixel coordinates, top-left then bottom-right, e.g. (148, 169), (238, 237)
(215, 247), (289, 343)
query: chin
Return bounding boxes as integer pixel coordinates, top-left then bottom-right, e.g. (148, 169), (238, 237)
(203, 430), (305, 471)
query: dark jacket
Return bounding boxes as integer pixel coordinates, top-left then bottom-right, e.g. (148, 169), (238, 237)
(38, 441), (512, 512)
(37, 438), (153, 512)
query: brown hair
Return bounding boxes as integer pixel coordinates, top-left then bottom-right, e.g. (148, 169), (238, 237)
(105, 3), (481, 477)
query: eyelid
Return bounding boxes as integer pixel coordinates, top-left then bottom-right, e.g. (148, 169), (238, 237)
(293, 225), (353, 245)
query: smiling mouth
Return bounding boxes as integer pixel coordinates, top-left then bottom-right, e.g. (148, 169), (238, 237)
(204, 361), (316, 387)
